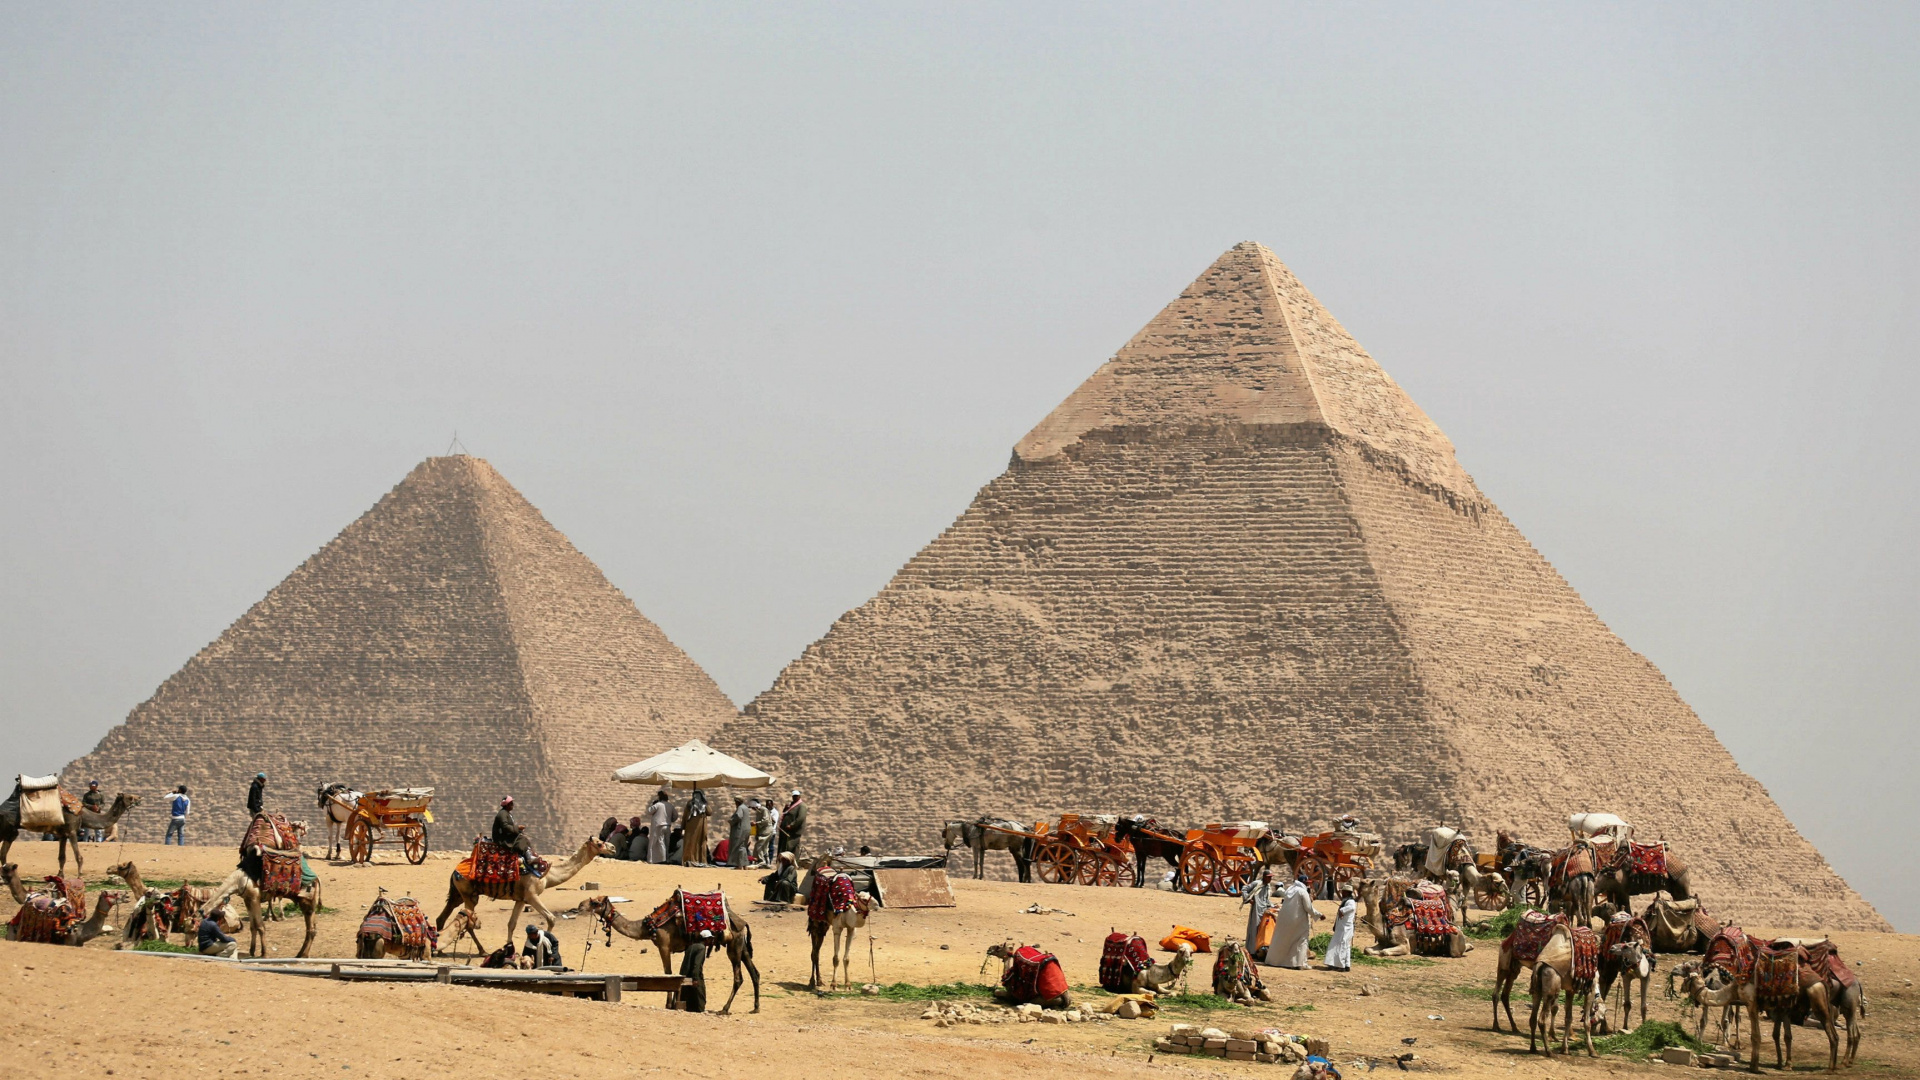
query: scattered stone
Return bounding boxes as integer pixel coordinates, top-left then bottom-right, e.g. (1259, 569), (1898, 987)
(1661, 1048), (1698, 1066)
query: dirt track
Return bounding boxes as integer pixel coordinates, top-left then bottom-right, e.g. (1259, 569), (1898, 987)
(4, 840), (1915, 1079)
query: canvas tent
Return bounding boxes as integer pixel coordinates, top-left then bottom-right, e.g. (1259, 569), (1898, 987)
(611, 740), (773, 790)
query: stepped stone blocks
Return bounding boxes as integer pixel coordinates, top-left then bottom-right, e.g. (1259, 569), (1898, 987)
(65, 456), (737, 850)
(724, 241), (1886, 931)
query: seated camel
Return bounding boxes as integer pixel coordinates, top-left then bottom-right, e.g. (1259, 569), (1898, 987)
(1132, 941), (1193, 994)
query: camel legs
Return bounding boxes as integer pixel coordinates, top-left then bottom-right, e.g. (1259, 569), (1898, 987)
(716, 928), (760, 1015)
(832, 924), (853, 991)
(807, 924), (826, 990)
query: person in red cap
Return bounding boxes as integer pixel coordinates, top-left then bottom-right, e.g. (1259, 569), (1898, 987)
(492, 796), (540, 877)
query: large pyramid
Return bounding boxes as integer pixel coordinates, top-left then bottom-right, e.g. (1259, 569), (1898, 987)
(723, 242), (1886, 931)
(67, 456), (738, 848)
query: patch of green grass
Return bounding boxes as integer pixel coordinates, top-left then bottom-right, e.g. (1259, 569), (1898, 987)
(1309, 932), (1332, 953)
(1155, 992), (1240, 1012)
(1593, 1020), (1710, 1061)
(1467, 905), (1541, 940)
(862, 982), (999, 1001)
(133, 939), (195, 954)
(1451, 984), (1497, 1000)
(1285, 1003), (1315, 1012)
(1353, 953), (1435, 967)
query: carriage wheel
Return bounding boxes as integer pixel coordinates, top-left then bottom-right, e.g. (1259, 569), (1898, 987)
(1300, 855), (1330, 896)
(1034, 841), (1077, 885)
(403, 822), (429, 865)
(346, 817), (373, 864)
(1521, 879), (1546, 908)
(1179, 849), (1219, 895)
(1109, 858), (1137, 889)
(1217, 853), (1257, 897)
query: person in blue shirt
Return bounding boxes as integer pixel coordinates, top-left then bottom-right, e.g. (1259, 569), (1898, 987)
(164, 785), (191, 845)
(198, 906), (238, 957)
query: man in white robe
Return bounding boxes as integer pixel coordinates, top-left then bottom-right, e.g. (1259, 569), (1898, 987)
(647, 792), (672, 863)
(1265, 873), (1316, 969)
(1241, 868), (1276, 958)
(1323, 884), (1357, 971)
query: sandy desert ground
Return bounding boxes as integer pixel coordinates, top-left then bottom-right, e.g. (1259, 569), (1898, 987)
(3, 839), (1914, 1079)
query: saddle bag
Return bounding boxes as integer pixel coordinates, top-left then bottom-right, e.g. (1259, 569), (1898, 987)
(16, 774), (65, 831)
(1003, 945), (1067, 1004)
(1099, 932), (1152, 993)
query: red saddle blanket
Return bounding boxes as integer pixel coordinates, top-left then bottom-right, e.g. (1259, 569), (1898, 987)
(1504, 910), (1564, 964)
(1602, 912), (1647, 954)
(46, 875), (85, 911)
(1571, 925), (1601, 984)
(1003, 945), (1068, 1003)
(1803, 941), (1857, 990)
(1099, 932), (1153, 993)
(679, 890), (729, 940)
(262, 851), (312, 899)
(806, 873), (865, 923)
(459, 841), (524, 888)
(1405, 897), (1457, 938)
(1704, 926), (1754, 981)
(1622, 842), (1668, 877)
(1756, 943), (1805, 1004)
(361, 897), (436, 949)
(8, 895), (82, 944)
(243, 812), (301, 854)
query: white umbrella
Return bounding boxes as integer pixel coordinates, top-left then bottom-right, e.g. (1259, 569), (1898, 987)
(611, 740), (773, 789)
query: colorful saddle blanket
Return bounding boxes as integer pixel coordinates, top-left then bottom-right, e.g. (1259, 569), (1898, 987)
(1099, 932), (1153, 993)
(47, 875), (85, 911)
(1602, 912), (1647, 954)
(458, 841), (526, 889)
(1405, 897), (1457, 939)
(1622, 842), (1668, 877)
(1570, 925), (1601, 984)
(1003, 945), (1068, 1003)
(680, 889), (729, 940)
(1504, 910), (1564, 964)
(1802, 941), (1857, 991)
(243, 812), (301, 854)
(1755, 942), (1805, 1004)
(261, 851), (315, 899)
(1703, 926), (1754, 980)
(1210, 940), (1265, 1000)
(361, 896), (437, 949)
(8, 897), (80, 943)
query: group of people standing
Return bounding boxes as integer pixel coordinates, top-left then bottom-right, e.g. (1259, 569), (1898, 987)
(1241, 868), (1357, 973)
(597, 788), (807, 869)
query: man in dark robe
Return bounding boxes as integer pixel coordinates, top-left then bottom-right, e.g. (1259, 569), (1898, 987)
(82, 781), (106, 841)
(492, 796), (539, 876)
(247, 773), (267, 816)
(524, 923), (563, 968)
(727, 798), (752, 869)
(760, 851), (798, 903)
(778, 790), (807, 857)
(677, 929), (712, 1012)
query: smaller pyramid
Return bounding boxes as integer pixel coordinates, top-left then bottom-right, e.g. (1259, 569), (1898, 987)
(66, 456), (737, 847)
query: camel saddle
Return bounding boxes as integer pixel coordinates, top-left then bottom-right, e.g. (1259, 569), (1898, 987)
(1754, 940), (1806, 1005)
(1210, 940), (1266, 1000)
(7, 878), (86, 943)
(14, 774), (66, 831)
(1802, 940), (1858, 991)
(679, 889), (729, 940)
(1548, 842), (1596, 891)
(243, 812), (301, 855)
(1618, 841), (1668, 878)
(1570, 925), (1601, 985)
(457, 840), (543, 898)
(1703, 926), (1755, 981)
(1503, 910), (1566, 964)
(1099, 932), (1153, 993)
(1602, 911), (1648, 954)
(362, 896), (437, 950)
(1002, 945), (1067, 1004)
(261, 851), (315, 899)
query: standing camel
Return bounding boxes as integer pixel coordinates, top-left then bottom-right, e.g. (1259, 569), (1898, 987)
(1492, 910), (1569, 1033)
(1, 786), (142, 878)
(1547, 840), (1600, 925)
(1527, 958), (1564, 1054)
(941, 818), (1034, 882)
(1682, 943), (1840, 1073)
(1535, 924), (1602, 1057)
(315, 784), (361, 860)
(434, 836), (610, 950)
(1594, 843), (1694, 914)
(1598, 914), (1656, 1033)
(585, 893), (761, 1014)
(206, 858), (322, 958)
(804, 867), (870, 991)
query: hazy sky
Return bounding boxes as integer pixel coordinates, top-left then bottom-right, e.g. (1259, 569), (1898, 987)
(3, 4), (1914, 928)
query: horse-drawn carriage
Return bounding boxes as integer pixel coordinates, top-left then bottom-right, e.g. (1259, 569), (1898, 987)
(328, 788), (434, 865)
(1270, 826), (1378, 895)
(1031, 814), (1136, 888)
(1176, 822), (1265, 897)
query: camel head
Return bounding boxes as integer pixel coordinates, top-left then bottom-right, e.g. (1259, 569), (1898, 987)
(108, 792), (143, 816)
(107, 862), (138, 885)
(1168, 941), (1194, 974)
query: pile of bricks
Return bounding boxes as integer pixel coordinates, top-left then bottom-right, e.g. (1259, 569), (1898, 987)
(1152, 1024), (1317, 1064)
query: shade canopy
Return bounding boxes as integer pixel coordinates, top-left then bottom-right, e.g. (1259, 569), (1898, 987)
(611, 740), (773, 789)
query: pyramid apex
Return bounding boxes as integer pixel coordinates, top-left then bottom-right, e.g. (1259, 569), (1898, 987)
(1016, 243), (1473, 495)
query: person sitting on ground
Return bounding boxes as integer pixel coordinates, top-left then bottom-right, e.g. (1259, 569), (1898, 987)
(666, 825), (685, 864)
(523, 922), (563, 969)
(606, 818), (631, 857)
(623, 817), (648, 861)
(857, 845), (872, 857)
(492, 796), (540, 876)
(677, 929), (712, 1012)
(761, 851), (799, 903)
(198, 906), (239, 958)
(597, 816), (620, 843)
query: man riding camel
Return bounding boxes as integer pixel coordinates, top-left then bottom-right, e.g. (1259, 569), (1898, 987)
(492, 796), (542, 877)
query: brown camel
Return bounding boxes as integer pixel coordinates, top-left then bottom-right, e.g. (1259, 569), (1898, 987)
(1536, 925), (1601, 1057)
(434, 836), (611, 951)
(1492, 912), (1570, 1033)
(356, 891), (440, 960)
(585, 893), (761, 1014)
(1547, 840), (1599, 925)
(1527, 957), (1564, 1054)
(1683, 944), (1840, 1073)
(804, 867), (871, 992)
(107, 861), (214, 949)
(1598, 915), (1657, 1033)
(1, 870), (124, 946)
(206, 835), (323, 959)
(1595, 843), (1695, 913)
(0, 787), (142, 878)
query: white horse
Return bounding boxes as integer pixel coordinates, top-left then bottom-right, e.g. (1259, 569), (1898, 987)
(316, 784), (361, 860)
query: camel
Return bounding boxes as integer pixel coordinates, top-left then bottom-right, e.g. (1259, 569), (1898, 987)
(1601, 935), (1655, 1034)
(105, 861), (215, 948)
(1831, 975), (1867, 1068)
(1546, 840), (1599, 925)
(942, 818), (1034, 882)
(315, 784), (361, 860)
(1595, 844), (1694, 914)
(0, 786), (142, 878)
(1644, 896), (1716, 953)
(1535, 925), (1600, 1057)
(1133, 941), (1193, 994)
(1492, 911), (1569, 1032)
(1417, 827), (1506, 912)
(985, 941), (1071, 1009)
(1683, 948), (1840, 1073)
(585, 893), (761, 1014)
(1, 868), (124, 946)
(434, 836), (610, 951)
(804, 868), (870, 991)
(1527, 957), (1564, 1054)
(206, 823), (322, 958)
(1354, 878), (1468, 959)
(356, 890), (442, 960)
